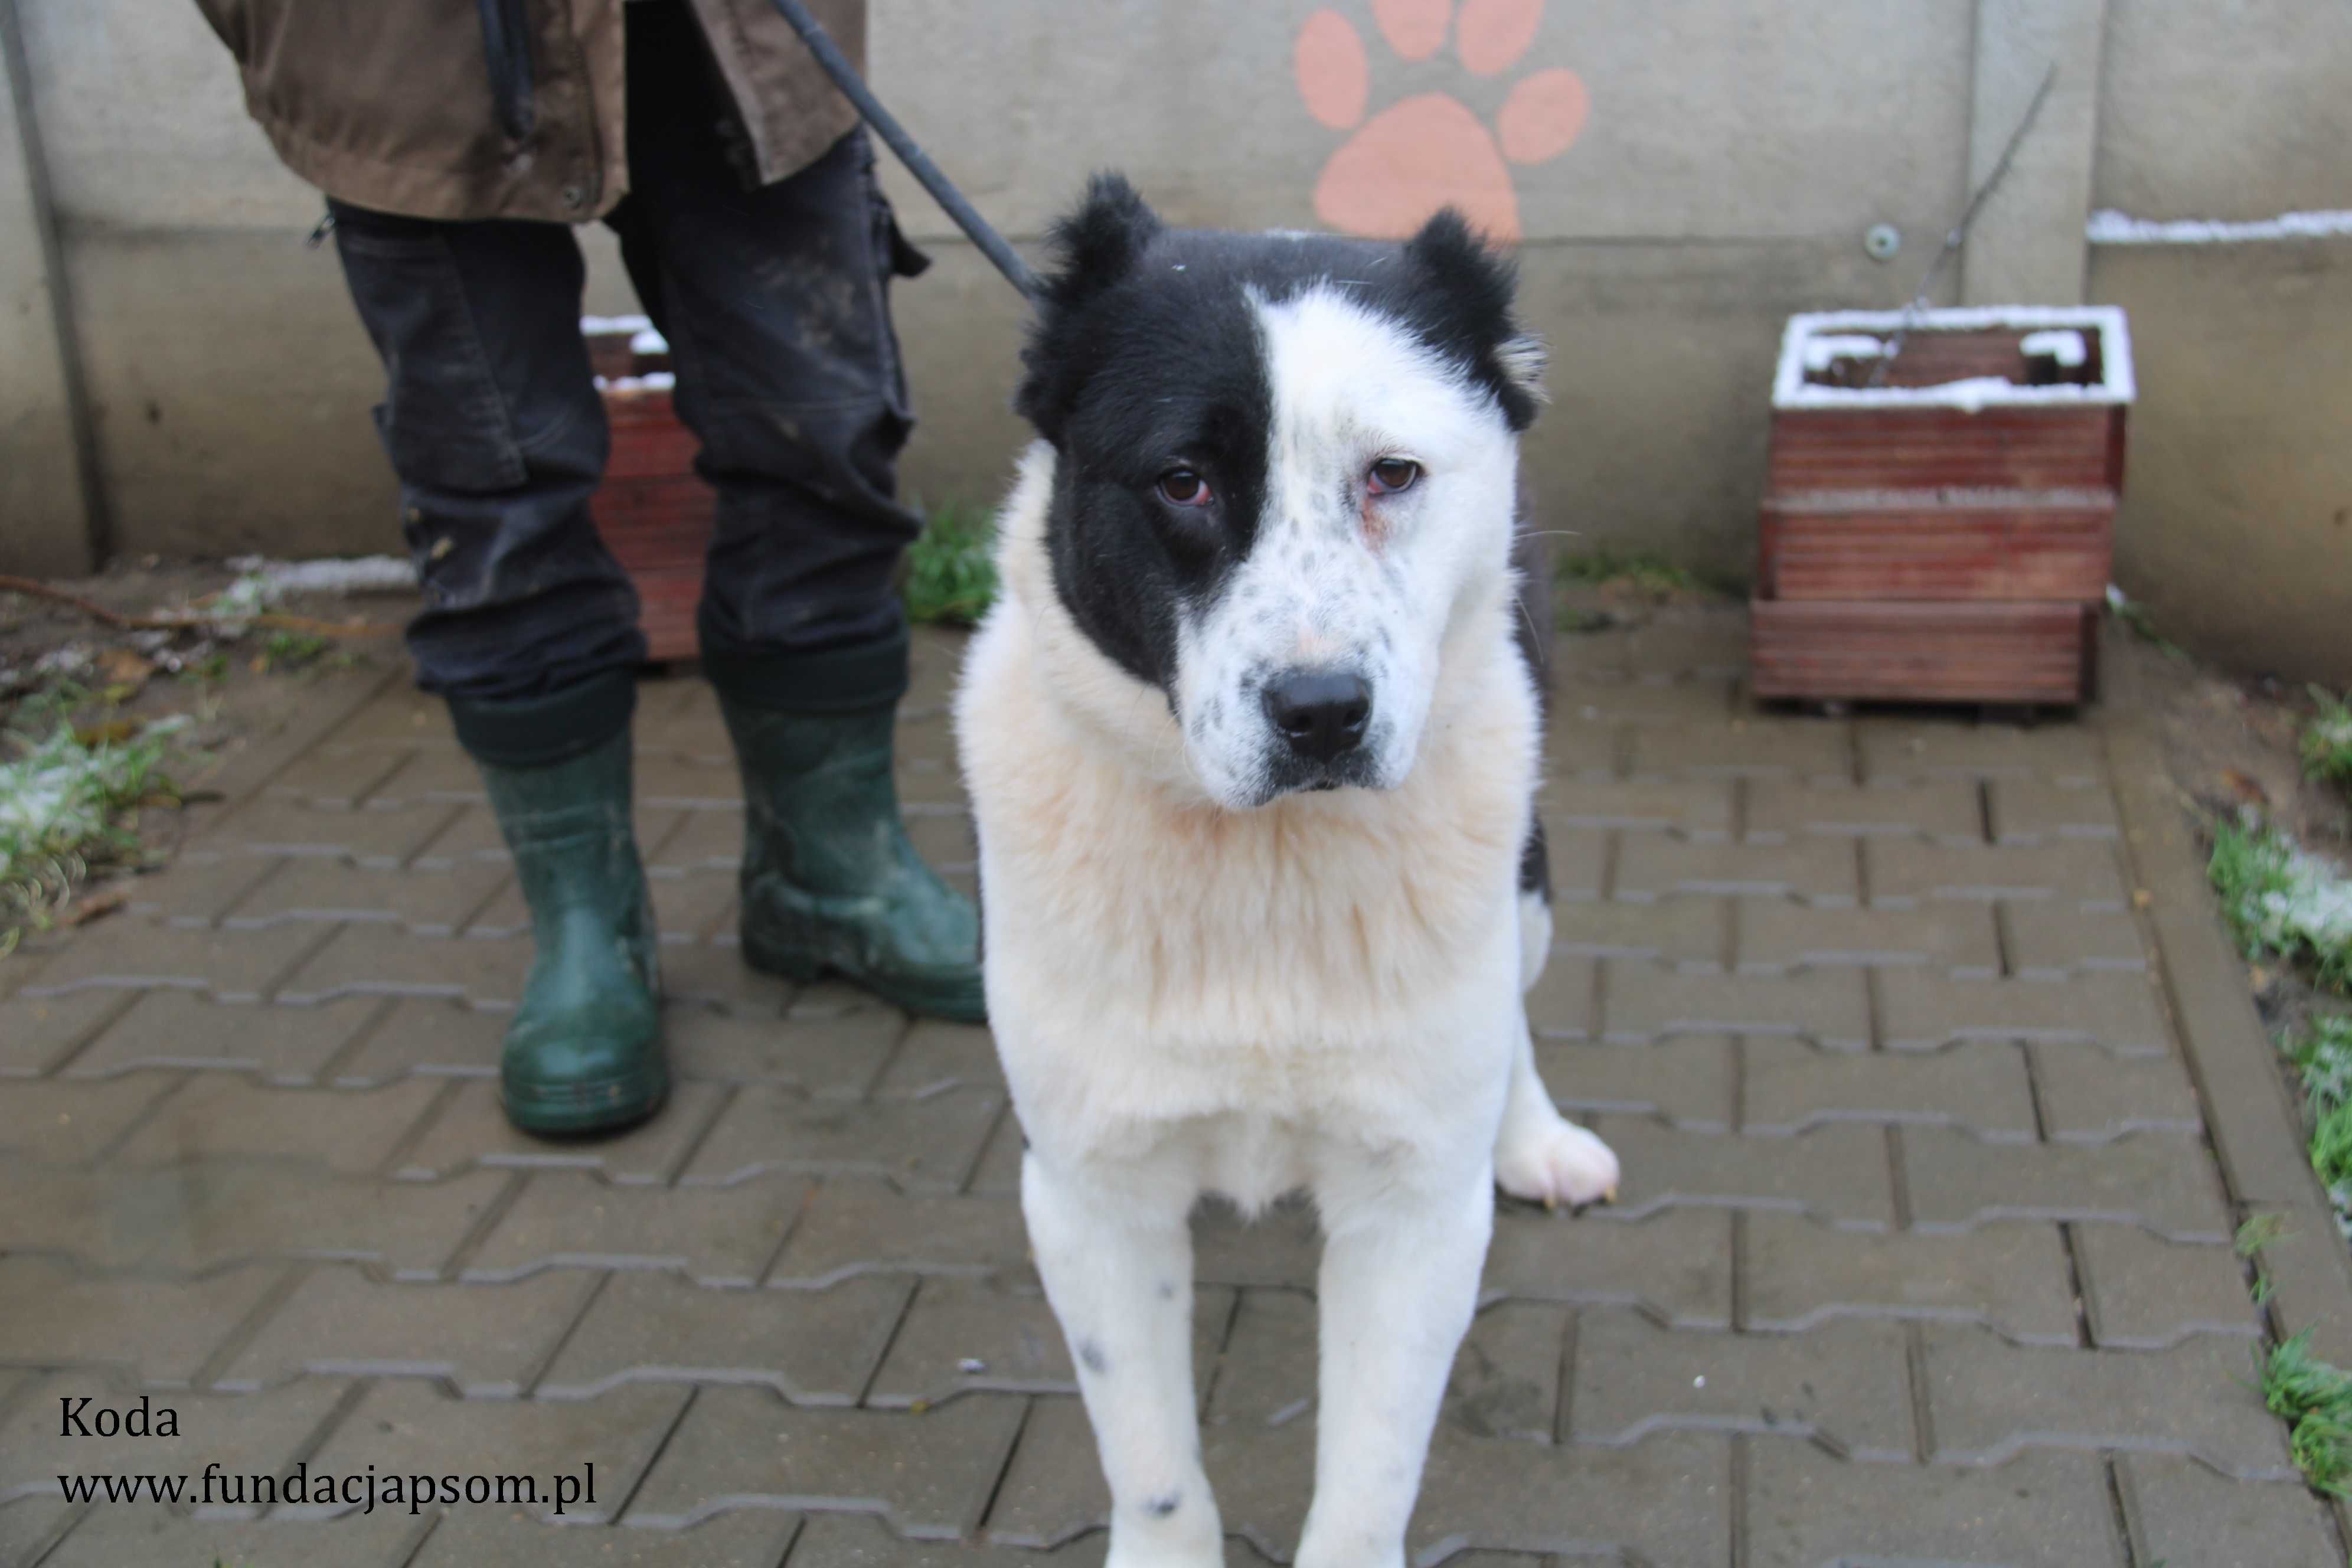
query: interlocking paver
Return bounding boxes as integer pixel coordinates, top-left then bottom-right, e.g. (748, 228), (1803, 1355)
(538, 1270), (910, 1404)
(1536, 1037), (1734, 1128)
(1593, 1118), (1898, 1230)
(38, 1510), (421, 1568)
(328, 996), (505, 1083)
(1630, 721), (1851, 779)
(1612, 834), (1857, 903)
(1920, 1327), (2293, 1476)
(1440, 1301), (1569, 1443)
(2119, 1453), (2343, 1568)
(362, 745), (493, 805)
(965, 1107), (1026, 1196)
(1902, 1127), (2232, 1240)
(213, 1267), (600, 1397)
(19, 919), (327, 1002)
(64, 991), (381, 1082)
(656, 939), (802, 1015)
(1733, 900), (2000, 975)
(1546, 896), (1723, 966)
(0, 1497), (70, 1568)
(624, 1387), (1024, 1536)
(223, 855), (507, 936)
(667, 1004), (901, 1093)
(0, 988), (126, 1075)
(767, 1184), (1027, 1288)
(1745, 777), (1985, 842)
(1551, 675), (1737, 727)
(1740, 1037), (2036, 1139)
(396, 1077), (725, 1183)
(1482, 1208), (1734, 1328)
(230, 800), (461, 866)
(876, 1278), (1232, 1413)
(990, 1398), (1732, 1565)
(1879, 970), (2171, 1053)
(1600, 961), (1870, 1047)
(1866, 836), (2131, 909)
(646, 807), (747, 874)
(2074, 1228), (2260, 1348)
(273, 923), (527, 1007)
(680, 1086), (1002, 1191)
(0, 1255), (282, 1386)
(463, 1172), (810, 1288)
(1, 1370), (347, 1507)
(1570, 1312), (1913, 1459)
(1744, 1443), (2123, 1568)
(789, 1513), (1116, 1565)
(0, 1074), (166, 1161)
(2029, 1043), (2202, 1141)
(1203, 1289), (1315, 1429)
(1523, 952), (1595, 1038)
(1538, 774), (1733, 837)
(117, 1076), (443, 1174)
(405, 802), (514, 867)
(1190, 1196), (1319, 1291)
(1988, 776), (2122, 842)
(291, 1380), (688, 1524)
(634, 755), (744, 808)
(876, 1020), (1002, 1097)
(410, 1509), (799, 1567)
(1857, 721), (2105, 785)
(264, 741), (417, 805)
(123, 848), (282, 926)
(2001, 900), (2151, 975)
(1534, 828), (1608, 901)
(1740, 1212), (2077, 1343)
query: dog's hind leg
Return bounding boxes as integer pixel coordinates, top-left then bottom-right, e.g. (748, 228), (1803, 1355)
(1492, 1020), (1620, 1209)
(1293, 1167), (1492, 1568)
(1023, 1152), (1224, 1567)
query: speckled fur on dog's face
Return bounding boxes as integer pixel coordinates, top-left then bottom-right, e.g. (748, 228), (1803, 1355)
(1014, 178), (1545, 811)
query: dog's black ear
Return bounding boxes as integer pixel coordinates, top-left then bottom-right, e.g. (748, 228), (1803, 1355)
(1404, 208), (1548, 430)
(1017, 174), (1164, 440)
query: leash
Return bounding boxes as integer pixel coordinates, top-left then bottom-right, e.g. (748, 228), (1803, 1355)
(766, 0), (1046, 305)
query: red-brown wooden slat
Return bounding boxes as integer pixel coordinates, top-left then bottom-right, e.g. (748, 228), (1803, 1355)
(1759, 494), (2112, 601)
(1749, 600), (2090, 703)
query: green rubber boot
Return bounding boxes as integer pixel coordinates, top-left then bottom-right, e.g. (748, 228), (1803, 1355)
(717, 690), (985, 1023)
(460, 713), (667, 1136)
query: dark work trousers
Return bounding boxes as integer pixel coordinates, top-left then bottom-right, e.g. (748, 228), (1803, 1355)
(327, 1), (928, 739)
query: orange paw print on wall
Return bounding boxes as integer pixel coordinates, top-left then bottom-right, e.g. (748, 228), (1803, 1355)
(1296, 0), (1589, 244)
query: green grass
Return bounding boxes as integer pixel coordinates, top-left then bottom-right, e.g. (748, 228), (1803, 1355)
(2209, 816), (2352, 994)
(901, 501), (999, 627)
(2103, 583), (2188, 660)
(2305, 687), (2352, 794)
(2262, 1332), (2352, 1495)
(1555, 548), (1700, 600)
(0, 685), (191, 950)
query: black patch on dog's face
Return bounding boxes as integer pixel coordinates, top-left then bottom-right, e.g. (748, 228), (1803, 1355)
(1017, 176), (1537, 694)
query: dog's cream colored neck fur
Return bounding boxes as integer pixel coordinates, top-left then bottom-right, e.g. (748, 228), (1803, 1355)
(956, 441), (1538, 1054)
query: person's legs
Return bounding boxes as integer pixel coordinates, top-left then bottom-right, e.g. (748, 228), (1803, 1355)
(605, 2), (981, 1021)
(329, 203), (666, 1133)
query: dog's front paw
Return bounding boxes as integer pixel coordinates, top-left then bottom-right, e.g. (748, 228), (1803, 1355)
(1494, 1108), (1620, 1210)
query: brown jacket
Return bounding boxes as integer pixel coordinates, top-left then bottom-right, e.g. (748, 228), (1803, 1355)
(192, 0), (864, 223)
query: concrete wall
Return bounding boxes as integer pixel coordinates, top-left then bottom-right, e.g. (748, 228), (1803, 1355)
(2, 0), (2346, 683)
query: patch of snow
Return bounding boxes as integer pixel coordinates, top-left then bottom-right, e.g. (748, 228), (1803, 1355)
(580, 313), (654, 336)
(1773, 306), (2133, 411)
(2020, 329), (2086, 368)
(1802, 334), (1886, 372)
(629, 328), (669, 356)
(231, 556), (418, 597)
(2088, 208), (2352, 246)
(593, 372), (678, 394)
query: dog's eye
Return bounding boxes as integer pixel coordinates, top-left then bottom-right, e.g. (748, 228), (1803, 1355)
(1369, 458), (1421, 494)
(1157, 469), (1212, 507)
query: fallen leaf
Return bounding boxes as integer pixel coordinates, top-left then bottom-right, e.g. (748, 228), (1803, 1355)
(61, 888), (129, 927)
(95, 647), (155, 692)
(72, 720), (137, 747)
(2222, 768), (2269, 806)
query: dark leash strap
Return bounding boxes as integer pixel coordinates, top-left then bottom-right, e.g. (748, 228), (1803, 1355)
(764, 0), (1044, 306)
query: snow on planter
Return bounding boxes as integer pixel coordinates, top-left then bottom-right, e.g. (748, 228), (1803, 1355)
(582, 317), (708, 663)
(1752, 306), (2134, 705)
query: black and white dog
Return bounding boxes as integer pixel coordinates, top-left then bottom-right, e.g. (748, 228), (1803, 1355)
(955, 176), (1620, 1567)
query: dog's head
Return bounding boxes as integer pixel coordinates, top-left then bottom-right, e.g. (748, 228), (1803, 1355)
(1015, 175), (1544, 810)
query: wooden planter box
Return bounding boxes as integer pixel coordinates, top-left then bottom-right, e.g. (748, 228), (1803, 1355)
(583, 315), (711, 662)
(1750, 307), (2133, 705)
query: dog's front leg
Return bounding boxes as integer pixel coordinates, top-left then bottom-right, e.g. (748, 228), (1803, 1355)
(1293, 1170), (1493, 1568)
(1024, 1151), (1224, 1567)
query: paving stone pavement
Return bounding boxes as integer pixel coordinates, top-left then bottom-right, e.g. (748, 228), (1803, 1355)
(2, 616), (2347, 1566)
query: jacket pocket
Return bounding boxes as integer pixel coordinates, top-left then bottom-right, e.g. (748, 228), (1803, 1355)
(333, 221), (530, 495)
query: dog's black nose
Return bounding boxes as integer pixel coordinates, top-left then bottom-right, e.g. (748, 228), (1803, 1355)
(1264, 671), (1372, 764)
